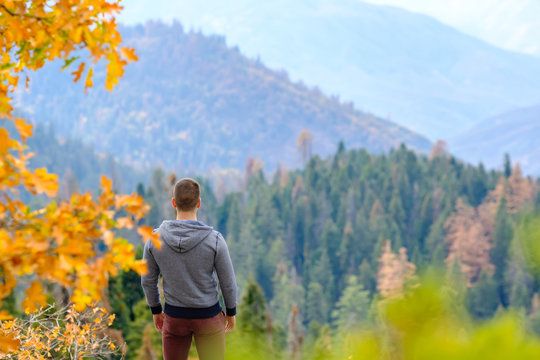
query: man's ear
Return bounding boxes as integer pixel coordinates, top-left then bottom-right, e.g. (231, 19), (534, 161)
(197, 198), (201, 209)
(171, 197), (177, 209)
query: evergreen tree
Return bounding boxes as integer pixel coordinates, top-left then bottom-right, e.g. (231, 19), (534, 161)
(466, 270), (499, 319)
(507, 264), (533, 311)
(126, 299), (162, 360)
(238, 279), (268, 336)
(271, 265), (305, 329)
(306, 282), (329, 325)
(358, 259), (376, 295)
(504, 153), (512, 178)
(311, 249), (336, 305)
(332, 276), (370, 331)
(490, 198), (513, 306)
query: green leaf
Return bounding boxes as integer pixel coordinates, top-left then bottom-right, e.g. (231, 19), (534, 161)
(61, 56), (80, 71)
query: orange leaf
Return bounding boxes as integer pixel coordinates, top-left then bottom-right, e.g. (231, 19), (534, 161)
(130, 259), (148, 275)
(120, 47), (138, 62)
(32, 168), (59, 197)
(100, 175), (113, 194)
(85, 67), (94, 89)
(0, 310), (13, 320)
(71, 289), (91, 312)
(0, 128), (10, 155)
(22, 281), (47, 314)
(0, 333), (20, 353)
(116, 216), (134, 229)
(14, 118), (33, 142)
(137, 226), (161, 249)
(71, 62), (85, 82)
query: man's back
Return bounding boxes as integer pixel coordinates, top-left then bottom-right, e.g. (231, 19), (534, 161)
(142, 219), (237, 317)
(140, 177), (237, 360)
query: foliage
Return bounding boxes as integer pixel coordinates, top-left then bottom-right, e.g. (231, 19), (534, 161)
(0, 0), (153, 355)
(124, 299), (162, 360)
(107, 143), (540, 357)
(331, 276), (370, 332)
(227, 271), (540, 360)
(0, 302), (122, 359)
(134, 144), (538, 332)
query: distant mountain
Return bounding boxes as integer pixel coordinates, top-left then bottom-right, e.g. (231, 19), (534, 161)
(14, 21), (429, 173)
(128, 0), (540, 139)
(26, 124), (145, 196)
(449, 104), (540, 175)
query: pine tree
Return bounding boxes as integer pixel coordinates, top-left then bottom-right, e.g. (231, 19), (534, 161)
(332, 276), (370, 332)
(466, 270), (498, 319)
(490, 198), (513, 306)
(271, 265), (305, 329)
(238, 279), (268, 336)
(306, 282), (329, 325)
(507, 264), (533, 311)
(126, 299), (162, 360)
(311, 249), (336, 305)
(504, 153), (512, 178)
(358, 259), (376, 295)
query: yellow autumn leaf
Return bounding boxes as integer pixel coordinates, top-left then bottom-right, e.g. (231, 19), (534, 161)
(100, 175), (113, 192)
(116, 216), (134, 229)
(71, 62), (85, 82)
(85, 67), (94, 89)
(0, 128), (10, 155)
(0, 333), (20, 353)
(14, 118), (33, 142)
(22, 281), (47, 314)
(137, 225), (161, 249)
(32, 168), (59, 197)
(120, 47), (138, 62)
(130, 259), (148, 275)
(71, 289), (92, 312)
(0, 310), (13, 321)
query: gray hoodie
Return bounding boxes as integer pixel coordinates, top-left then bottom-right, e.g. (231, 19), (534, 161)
(141, 220), (238, 318)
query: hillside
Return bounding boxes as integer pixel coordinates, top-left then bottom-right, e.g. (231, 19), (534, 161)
(129, 0), (540, 139)
(115, 142), (540, 355)
(15, 21), (430, 173)
(25, 123), (144, 197)
(449, 104), (540, 175)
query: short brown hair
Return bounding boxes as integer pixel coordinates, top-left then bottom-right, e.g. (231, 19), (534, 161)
(173, 178), (200, 211)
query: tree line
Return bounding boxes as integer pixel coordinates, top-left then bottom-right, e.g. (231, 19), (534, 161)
(105, 142), (540, 358)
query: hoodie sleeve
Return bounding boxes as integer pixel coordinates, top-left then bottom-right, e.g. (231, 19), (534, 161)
(141, 240), (163, 314)
(214, 232), (238, 316)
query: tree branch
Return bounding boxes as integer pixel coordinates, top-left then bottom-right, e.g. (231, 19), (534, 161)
(0, 4), (50, 21)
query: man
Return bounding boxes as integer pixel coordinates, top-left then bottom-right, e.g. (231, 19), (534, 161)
(141, 178), (238, 360)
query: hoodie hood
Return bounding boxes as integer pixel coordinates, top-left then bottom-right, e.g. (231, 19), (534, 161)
(154, 220), (214, 253)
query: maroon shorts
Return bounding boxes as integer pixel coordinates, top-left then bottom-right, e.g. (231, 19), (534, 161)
(162, 311), (226, 360)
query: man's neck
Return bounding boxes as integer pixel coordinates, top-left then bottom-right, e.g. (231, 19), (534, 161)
(176, 212), (198, 221)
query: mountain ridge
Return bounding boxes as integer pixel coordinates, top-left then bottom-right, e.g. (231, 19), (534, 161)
(15, 21), (430, 173)
(449, 104), (540, 175)
(135, 0), (540, 139)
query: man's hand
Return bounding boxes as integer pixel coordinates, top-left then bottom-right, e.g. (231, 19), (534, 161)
(224, 315), (236, 334)
(153, 313), (164, 332)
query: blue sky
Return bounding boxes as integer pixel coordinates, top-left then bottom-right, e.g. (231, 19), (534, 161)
(118, 0), (540, 56)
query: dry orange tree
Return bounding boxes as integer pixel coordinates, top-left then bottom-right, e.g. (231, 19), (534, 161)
(0, 0), (160, 353)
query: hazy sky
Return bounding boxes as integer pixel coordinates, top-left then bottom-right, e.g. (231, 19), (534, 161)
(362, 0), (540, 55)
(118, 0), (540, 56)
